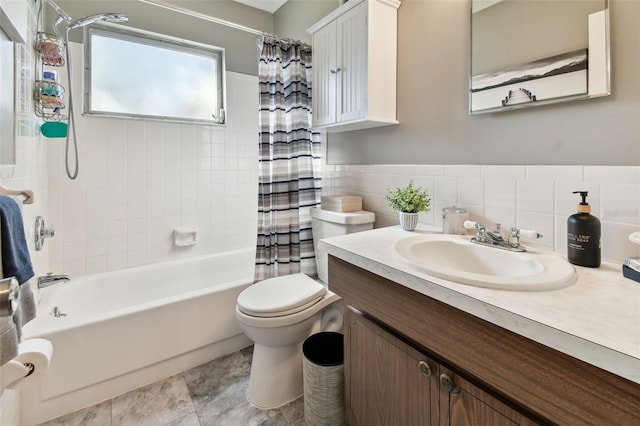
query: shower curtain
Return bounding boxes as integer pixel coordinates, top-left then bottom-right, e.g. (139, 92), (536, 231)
(255, 36), (321, 282)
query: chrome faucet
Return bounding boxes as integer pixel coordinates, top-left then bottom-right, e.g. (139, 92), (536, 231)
(37, 273), (70, 288)
(463, 221), (541, 252)
(485, 223), (504, 244)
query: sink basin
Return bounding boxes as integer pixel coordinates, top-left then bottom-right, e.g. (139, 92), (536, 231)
(394, 234), (576, 291)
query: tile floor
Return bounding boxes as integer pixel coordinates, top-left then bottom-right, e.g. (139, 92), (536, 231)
(39, 347), (305, 426)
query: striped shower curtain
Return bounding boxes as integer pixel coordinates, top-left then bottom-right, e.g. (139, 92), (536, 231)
(255, 36), (322, 282)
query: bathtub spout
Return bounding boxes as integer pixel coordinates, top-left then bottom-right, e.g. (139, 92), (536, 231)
(37, 273), (70, 288)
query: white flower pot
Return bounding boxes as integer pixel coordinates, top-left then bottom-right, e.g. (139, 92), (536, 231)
(399, 212), (419, 231)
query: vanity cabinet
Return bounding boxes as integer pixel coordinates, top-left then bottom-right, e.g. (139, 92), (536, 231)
(346, 308), (437, 425)
(329, 256), (640, 426)
(307, 0), (400, 132)
(346, 307), (537, 425)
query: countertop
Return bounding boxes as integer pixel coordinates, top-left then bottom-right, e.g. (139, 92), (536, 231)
(319, 225), (640, 385)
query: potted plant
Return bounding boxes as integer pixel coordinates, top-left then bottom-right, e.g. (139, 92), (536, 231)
(385, 180), (431, 231)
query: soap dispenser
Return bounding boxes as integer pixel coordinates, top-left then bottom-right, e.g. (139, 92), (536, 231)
(567, 191), (601, 267)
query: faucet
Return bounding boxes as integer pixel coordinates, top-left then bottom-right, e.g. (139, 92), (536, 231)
(463, 221), (541, 252)
(37, 273), (70, 288)
(485, 223), (504, 244)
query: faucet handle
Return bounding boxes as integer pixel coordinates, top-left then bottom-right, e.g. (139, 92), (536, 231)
(508, 227), (542, 249)
(463, 220), (483, 230)
(519, 229), (543, 239)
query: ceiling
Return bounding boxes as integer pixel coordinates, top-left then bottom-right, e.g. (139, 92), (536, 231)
(233, 0), (288, 14)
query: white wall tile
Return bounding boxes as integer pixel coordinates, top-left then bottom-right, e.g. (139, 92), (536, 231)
(445, 165), (481, 177)
(517, 179), (554, 214)
(584, 166), (640, 184)
(86, 255), (107, 274)
(516, 211), (554, 249)
(484, 207), (516, 231)
(482, 165), (525, 179)
(107, 253), (128, 270)
(458, 177), (484, 206)
(600, 184), (640, 225)
(602, 222), (640, 262)
(330, 163), (637, 262)
(414, 165), (444, 176)
(47, 72), (258, 273)
(434, 176), (458, 203)
(86, 238), (107, 257)
(485, 179), (516, 210)
(526, 165), (583, 181)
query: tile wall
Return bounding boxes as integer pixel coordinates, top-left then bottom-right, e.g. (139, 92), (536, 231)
(47, 44), (259, 275)
(322, 164), (640, 263)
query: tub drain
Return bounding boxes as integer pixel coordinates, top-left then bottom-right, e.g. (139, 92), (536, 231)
(51, 306), (67, 317)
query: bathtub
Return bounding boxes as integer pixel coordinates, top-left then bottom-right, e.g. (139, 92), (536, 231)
(20, 248), (255, 425)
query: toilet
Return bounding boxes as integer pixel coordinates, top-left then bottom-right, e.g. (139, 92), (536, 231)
(236, 206), (375, 409)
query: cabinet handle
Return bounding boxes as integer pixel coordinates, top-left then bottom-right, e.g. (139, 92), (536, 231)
(418, 361), (431, 377)
(330, 68), (342, 74)
(440, 373), (460, 394)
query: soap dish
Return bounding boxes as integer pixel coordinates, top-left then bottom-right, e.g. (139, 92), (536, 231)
(173, 227), (198, 247)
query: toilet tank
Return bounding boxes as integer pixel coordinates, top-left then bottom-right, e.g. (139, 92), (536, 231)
(310, 207), (375, 283)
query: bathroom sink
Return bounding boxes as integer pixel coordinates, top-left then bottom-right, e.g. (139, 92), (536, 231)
(394, 234), (576, 291)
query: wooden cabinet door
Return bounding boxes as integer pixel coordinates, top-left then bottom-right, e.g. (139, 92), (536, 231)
(312, 20), (336, 127)
(336, 2), (367, 123)
(345, 306), (437, 426)
(439, 368), (540, 426)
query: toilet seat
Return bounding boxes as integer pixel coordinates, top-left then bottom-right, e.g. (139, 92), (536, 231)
(237, 273), (327, 318)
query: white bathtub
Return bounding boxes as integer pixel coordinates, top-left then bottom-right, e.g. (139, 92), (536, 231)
(20, 248), (255, 425)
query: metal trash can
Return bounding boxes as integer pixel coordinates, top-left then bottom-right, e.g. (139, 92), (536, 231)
(302, 331), (345, 426)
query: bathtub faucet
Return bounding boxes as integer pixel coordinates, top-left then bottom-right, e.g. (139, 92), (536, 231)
(37, 273), (70, 288)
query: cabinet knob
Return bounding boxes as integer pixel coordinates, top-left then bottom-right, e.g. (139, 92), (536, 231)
(418, 361), (431, 377)
(440, 373), (460, 394)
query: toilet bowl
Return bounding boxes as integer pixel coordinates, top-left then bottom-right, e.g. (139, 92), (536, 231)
(236, 206), (374, 409)
(236, 273), (341, 409)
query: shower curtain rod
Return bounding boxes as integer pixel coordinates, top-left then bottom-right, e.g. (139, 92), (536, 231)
(139, 0), (311, 48)
(138, 0), (265, 36)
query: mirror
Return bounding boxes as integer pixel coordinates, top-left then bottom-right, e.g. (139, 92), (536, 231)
(0, 0), (27, 166)
(0, 28), (15, 165)
(470, 0), (610, 114)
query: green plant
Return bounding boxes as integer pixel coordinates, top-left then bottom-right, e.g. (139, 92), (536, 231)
(385, 180), (431, 213)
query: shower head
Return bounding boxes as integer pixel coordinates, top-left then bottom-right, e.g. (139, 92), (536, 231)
(68, 13), (128, 30)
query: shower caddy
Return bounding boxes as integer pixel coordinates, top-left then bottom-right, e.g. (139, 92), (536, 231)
(33, 23), (67, 123)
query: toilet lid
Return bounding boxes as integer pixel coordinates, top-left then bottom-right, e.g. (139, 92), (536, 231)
(237, 273), (327, 318)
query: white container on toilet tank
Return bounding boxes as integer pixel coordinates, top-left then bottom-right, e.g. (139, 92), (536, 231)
(310, 207), (375, 283)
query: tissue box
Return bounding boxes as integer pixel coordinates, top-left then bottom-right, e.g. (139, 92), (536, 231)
(321, 196), (362, 212)
(623, 265), (640, 283)
(623, 257), (640, 272)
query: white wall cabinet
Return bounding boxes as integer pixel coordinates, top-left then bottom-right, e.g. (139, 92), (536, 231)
(307, 0), (400, 132)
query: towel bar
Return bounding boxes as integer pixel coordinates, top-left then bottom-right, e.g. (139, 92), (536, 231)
(0, 186), (34, 204)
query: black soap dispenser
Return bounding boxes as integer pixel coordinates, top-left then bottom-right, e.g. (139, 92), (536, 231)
(567, 191), (601, 267)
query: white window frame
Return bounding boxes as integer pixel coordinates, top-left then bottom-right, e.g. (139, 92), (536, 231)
(84, 23), (226, 125)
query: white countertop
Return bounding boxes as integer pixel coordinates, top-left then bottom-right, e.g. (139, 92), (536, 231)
(319, 225), (640, 385)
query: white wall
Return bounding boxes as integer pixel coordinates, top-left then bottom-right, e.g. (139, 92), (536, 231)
(47, 43), (258, 275)
(326, 0), (640, 166)
(324, 163), (640, 263)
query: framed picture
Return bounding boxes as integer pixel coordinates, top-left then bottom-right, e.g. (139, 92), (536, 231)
(471, 49), (588, 112)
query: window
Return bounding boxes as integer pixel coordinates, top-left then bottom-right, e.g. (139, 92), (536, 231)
(85, 25), (225, 124)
